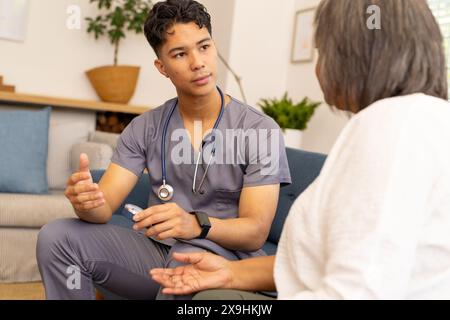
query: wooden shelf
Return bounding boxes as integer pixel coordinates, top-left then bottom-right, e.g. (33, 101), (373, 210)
(0, 91), (151, 114)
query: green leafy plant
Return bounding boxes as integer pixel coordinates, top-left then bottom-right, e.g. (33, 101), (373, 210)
(259, 93), (320, 131)
(86, 0), (154, 65)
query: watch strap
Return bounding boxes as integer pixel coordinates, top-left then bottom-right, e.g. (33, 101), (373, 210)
(192, 211), (211, 239)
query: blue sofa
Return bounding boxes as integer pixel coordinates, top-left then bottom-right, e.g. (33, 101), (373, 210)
(91, 148), (326, 298)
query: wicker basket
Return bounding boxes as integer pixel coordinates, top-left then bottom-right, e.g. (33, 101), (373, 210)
(86, 65), (140, 104)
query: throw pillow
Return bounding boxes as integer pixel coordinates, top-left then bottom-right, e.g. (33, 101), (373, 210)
(88, 130), (120, 150)
(70, 142), (114, 172)
(0, 107), (51, 194)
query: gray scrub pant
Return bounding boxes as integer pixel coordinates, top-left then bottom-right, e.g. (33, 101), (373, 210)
(36, 218), (206, 300)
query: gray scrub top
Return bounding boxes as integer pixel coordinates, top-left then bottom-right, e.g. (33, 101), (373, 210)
(111, 96), (291, 260)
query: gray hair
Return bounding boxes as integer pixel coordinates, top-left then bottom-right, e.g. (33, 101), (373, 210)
(315, 0), (448, 112)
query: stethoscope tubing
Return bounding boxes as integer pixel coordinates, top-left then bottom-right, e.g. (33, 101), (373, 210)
(159, 86), (225, 200)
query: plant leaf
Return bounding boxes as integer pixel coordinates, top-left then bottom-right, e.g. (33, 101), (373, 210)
(258, 94), (321, 130)
(86, 0), (154, 47)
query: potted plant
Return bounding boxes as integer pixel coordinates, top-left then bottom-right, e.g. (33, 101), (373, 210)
(85, 0), (153, 104)
(258, 93), (320, 149)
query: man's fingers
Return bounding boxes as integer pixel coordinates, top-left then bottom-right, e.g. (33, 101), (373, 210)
(142, 221), (174, 237)
(153, 228), (177, 240)
(65, 183), (98, 198)
(74, 199), (105, 211)
(79, 153), (90, 173)
(134, 205), (170, 222)
(67, 172), (92, 186)
(172, 252), (205, 265)
(66, 183), (99, 196)
(74, 192), (104, 204)
(133, 211), (167, 226)
(65, 159), (102, 212)
(74, 183), (98, 195)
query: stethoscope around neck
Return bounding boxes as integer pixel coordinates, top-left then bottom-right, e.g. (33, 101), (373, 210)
(157, 86), (225, 202)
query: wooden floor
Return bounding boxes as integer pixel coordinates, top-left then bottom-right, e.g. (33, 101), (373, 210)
(0, 282), (45, 300)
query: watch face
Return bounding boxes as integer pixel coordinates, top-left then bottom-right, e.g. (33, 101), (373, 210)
(194, 212), (211, 239)
(196, 212), (211, 227)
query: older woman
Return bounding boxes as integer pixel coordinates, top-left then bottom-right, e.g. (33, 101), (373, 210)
(150, 0), (450, 299)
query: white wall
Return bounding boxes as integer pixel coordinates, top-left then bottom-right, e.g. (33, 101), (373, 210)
(224, 0), (295, 106)
(0, 0), (348, 154)
(0, 0), (234, 108)
(200, 0), (235, 89)
(287, 0), (349, 154)
(218, 0), (348, 154)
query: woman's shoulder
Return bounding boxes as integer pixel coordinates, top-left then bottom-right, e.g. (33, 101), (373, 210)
(326, 93), (450, 169)
(341, 93), (450, 141)
(353, 93), (450, 124)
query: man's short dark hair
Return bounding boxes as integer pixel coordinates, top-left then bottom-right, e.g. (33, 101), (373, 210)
(144, 0), (212, 56)
(315, 0), (448, 112)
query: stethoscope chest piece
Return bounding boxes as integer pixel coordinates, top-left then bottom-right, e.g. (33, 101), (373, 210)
(158, 183), (174, 202)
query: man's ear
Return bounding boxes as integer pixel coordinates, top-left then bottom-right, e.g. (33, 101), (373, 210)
(154, 59), (169, 78)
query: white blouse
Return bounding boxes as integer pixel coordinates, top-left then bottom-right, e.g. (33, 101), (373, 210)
(274, 94), (450, 299)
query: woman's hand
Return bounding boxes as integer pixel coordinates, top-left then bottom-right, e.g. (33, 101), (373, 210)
(150, 252), (234, 295)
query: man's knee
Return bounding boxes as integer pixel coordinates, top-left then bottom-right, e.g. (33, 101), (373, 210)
(36, 218), (80, 263)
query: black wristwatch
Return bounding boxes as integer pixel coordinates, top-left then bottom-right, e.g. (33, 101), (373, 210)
(191, 211), (211, 239)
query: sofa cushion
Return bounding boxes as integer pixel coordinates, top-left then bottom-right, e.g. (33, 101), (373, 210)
(88, 130), (120, 150)
(262, 241), (278, 256)
(0, 107), (51, 194)
(70, 142), (114, 172)
(47, 109), (96, 190)
(0, 190), (76, 228)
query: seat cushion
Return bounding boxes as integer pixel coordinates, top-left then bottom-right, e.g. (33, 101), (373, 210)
(0, 190), (76, 228)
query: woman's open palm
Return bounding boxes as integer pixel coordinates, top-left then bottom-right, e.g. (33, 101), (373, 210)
(150, 252), (233, 295)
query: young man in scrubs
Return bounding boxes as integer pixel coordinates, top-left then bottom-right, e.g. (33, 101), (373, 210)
(36, 0), (291, 300)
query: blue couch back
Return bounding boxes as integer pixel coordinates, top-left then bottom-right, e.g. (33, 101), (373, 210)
(263, 148), (326, 254)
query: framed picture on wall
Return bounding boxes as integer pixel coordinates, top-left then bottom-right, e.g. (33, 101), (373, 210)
(0, 0), (29, 42)
(291, 7), (316, 63)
